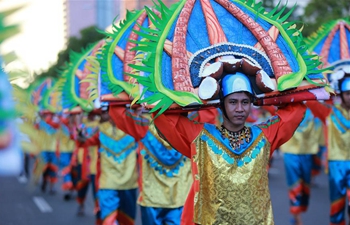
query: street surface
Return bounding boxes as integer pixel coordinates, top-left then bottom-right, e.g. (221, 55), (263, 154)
(0, 152), (334, 225)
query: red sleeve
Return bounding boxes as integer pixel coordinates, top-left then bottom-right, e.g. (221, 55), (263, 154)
(84, 131), (100, 147)
(258, 102), (306, 156)
(109, 105), (149, 141)
(153, 112), (204, 158)
(262, 105), (277, 115)
(305, 101), (331, 124)
(188, 108), (218, 124)
(246, 116), (257, 123)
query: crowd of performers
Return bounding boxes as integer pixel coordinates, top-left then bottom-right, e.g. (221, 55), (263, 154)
(12, 94), (343, 225)
(2, 1), (350, 225)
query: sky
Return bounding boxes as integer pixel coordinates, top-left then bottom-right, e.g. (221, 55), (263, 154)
(0, 0), (66, 76)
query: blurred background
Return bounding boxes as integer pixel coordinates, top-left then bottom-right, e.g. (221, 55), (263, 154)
(0, 0), (349, 225)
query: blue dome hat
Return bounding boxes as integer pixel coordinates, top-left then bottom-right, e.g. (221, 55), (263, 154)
(221, 73), (253, 98)
(340, 77), (350, 92)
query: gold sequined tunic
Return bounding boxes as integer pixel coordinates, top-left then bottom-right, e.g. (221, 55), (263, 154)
(193, 124), (274, 225)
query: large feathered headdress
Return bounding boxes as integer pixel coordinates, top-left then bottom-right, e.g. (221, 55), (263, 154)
(306, 18), (350, 94)
(121, 0), (331, 115)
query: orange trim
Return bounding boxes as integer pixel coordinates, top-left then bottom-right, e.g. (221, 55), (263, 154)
(290, 205), (307, 215)
(330, 197), (346, 215)
(103, 211), (117, 225)
(116, 210), (134, 225)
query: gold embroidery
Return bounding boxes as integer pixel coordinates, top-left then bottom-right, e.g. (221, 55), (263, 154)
(194, 133), (274, 225)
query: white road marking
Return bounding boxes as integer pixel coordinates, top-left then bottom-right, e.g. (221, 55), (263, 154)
(33, 196), (53, 213)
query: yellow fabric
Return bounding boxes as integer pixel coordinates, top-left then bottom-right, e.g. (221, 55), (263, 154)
(84, 118), (100, 172)
(98, 121), (138, 190)
(138, 155), (193, 208)
(193, 130), (274, 225)
(327, 105), (350, 160)
(77, 147), (84, 164)
(99, 150), (138, 190)
(37, 123), (57, 152)
(280, 119), (321, 154)
(57, 128), (75, 153)
(19, 122), (41, 154)
(89, 145), (99, 175)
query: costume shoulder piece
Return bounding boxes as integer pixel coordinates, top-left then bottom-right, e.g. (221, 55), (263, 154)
(29, 78), (55, 114)
(58, 40), (105, 113)
(41, 79), (62, 114)
(97, 9), (152, 106)
(306, 18), (350, 93)
(124, 0), (330, 115)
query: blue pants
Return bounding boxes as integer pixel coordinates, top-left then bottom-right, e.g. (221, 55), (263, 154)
(98, 188), (137, 225)
(284, 153), (313, 215)
(40, 151), (58, 183)
(328, 160), (350, 225)
(140, 206), (183, 225)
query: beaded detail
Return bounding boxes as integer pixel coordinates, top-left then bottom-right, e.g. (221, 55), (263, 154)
(219, 125), (251, 149)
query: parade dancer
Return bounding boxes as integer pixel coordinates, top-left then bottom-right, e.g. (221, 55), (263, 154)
(109, 105), (217, 225)
(97, 106), (139, 225)
(72, 112), (100, 217)
(279, 108), (324, 225)
(58, 113), (76, 200)
(306, 74), (350, 225)
(84, 111), (102, 224)
(153, 73), (306, 225)
(35, 112), (60, 194)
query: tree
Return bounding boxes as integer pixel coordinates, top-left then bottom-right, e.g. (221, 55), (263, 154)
(302, 0), (350, 37)
(36, 26), (105, 79)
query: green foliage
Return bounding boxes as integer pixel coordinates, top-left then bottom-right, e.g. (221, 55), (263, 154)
(36, 26), (105, 79)
(302, 0), (350, 37)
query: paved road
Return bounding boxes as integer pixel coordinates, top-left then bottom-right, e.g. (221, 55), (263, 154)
(0, 153), (334, 225)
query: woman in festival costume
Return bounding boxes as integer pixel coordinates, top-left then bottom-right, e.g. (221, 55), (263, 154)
(109, 104), (217, 225)
(305, 18), (350, 225)
(279, 108), (324, 225)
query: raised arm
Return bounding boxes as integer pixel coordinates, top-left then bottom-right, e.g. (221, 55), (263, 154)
(153, 112), (205, 158)
(258, 102), (307, 156)
(109, 105), (149, 141)
(188, 107), (219, 125)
